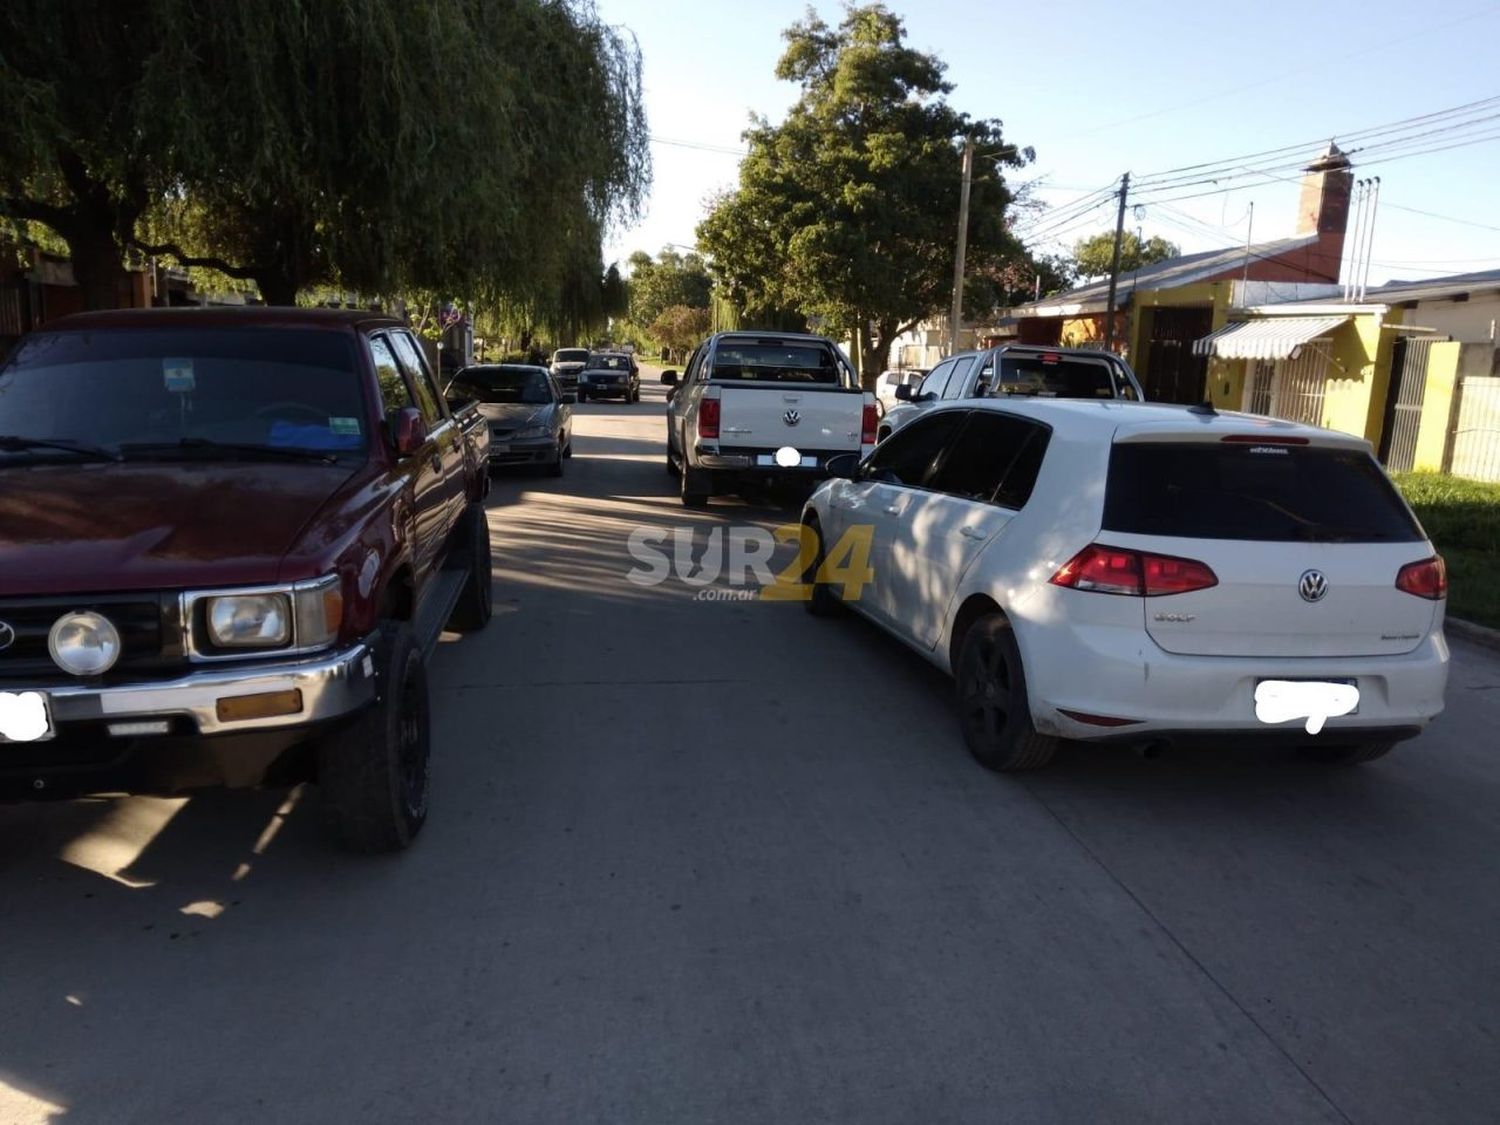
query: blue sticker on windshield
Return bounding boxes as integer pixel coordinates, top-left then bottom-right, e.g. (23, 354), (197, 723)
(163, 358), (195, 393)
(268, 421), (362, 451)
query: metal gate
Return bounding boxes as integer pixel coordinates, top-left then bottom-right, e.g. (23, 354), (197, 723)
(1244, 360), (1275, 415)
(1450, 376), (1500, 482)
(1143, 307), (1213, 403)
(1272, 342), (1331, 426)
(1379, 336), (1435, 471)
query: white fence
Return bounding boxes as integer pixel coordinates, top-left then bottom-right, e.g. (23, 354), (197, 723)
(1450, 376), (1500, 483)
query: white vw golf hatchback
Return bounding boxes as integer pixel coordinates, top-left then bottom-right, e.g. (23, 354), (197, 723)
(801, 400), (1449, 771)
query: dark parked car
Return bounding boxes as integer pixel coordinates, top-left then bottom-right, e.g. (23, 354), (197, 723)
(449, 363), (574, 476)
(549, 347), (589, 392)
(0, 308), (494, 852)
(577, 351), (640, 403)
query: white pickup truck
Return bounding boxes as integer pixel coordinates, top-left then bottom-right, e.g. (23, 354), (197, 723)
(662, 332), (878, 506)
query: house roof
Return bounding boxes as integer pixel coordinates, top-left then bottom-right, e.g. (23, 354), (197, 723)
(1362, 267), (1500, 305)
(1009, 234), (1319, 318)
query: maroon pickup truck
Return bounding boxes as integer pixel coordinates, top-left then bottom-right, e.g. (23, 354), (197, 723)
(0, 308), (493, 852)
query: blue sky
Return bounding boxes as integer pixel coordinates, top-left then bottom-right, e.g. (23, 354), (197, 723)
(596, 0), (1500, 286)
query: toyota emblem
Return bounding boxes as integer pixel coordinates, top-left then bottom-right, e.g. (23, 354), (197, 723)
(783, 409), (801, 427)
(0, 621), (14, 652)
(1298, 569), (1329, 603)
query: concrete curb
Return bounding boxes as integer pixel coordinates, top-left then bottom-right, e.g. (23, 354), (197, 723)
(1448, 616), (1500, 653)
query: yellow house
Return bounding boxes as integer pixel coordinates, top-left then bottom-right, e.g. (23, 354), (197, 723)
(1191, 302), (1406, 443)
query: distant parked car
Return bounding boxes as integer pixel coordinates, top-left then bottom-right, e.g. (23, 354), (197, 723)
(873, 368), (929, 415)
(450, 363), (574, 476)
(578, 351), (640, 403)
(549, 348), (589, 392)
(802, 399), (1448, 771)
(878, 344), (1145, 441)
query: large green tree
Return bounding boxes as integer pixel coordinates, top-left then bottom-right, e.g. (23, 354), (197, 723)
(1070, 231), (1180, 280)
(696, 4), (1031, 382)
(1, 0), (650, 308)
(0, 0), (187, 308)
(626, 248), (713, 331)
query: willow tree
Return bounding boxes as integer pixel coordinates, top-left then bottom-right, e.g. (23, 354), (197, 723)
(0, 0), (185, 308)
(2, 0), (649, 308)
(697, 4), (1030, 382)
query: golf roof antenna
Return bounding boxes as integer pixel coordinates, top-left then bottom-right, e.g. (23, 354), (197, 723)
(1188, 400), (1218, 417)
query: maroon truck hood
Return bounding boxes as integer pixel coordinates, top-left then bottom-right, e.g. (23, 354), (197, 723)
(0, 462), (359, 595)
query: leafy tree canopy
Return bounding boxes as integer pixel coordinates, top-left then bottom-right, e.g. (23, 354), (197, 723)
(696, 3), (1031, 383)
(649, 304), (711, 361)
(1070, 231), (1180, 280)
(626, 248), (713, 331)
(0, 0), (650, 308)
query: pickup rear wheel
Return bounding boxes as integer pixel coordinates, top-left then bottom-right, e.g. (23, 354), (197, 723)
(955, 615), (1057, 772)
(448, 502), (493, 633)
(548, 440), (565, 477)
(681, 463), (712, 507)
(316, 623), (430, 852)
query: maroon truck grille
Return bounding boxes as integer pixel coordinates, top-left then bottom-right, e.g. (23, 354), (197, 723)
(0, 595), (182, 680)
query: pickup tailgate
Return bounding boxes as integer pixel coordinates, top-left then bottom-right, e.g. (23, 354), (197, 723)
(717, 385), (866, 451)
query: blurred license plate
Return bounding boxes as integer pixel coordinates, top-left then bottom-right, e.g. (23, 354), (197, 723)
(1255, 678), (1359, 715)
(0, 691), (55, 743)
(756, 454), (819, 467)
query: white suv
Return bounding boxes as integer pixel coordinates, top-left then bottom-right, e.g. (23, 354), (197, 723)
(801, 399), (1449, 770)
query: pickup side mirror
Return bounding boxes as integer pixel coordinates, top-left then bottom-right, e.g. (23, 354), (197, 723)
(894, 383), (915, 402)
(390, 406), (428, 457)
(561, 392), (578, 404)
(660, 370), (679, 386)
(824, 452), (861, 480)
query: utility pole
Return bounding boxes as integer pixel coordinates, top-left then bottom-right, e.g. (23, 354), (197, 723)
(1103, 172), (1130, 352)
(948, 135), (975, 355)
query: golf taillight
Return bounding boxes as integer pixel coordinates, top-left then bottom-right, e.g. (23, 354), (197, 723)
(698, 398), (720, 440)
(1396, 556), (1447, 599)
(861, 402), (879, 444)
(1050, 544), (1218, 597)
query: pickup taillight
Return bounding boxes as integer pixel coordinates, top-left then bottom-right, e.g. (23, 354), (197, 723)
(698, 398), (721, 440)
(1050, 544), (1218, 597)
(861, 402), (878, 444)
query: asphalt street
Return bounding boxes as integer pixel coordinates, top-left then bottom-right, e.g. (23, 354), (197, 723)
(2, 373), (1498, 1124)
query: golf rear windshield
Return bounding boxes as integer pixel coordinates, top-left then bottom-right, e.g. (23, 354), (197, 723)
(1103, 442), (1424, 542)
(711, 342), (845, 384)
(997, 354), (1117, 398)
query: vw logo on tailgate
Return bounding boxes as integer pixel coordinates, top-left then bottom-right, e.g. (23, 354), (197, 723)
(1298, 569), (1329, 603)
(783, 409), (801, 427)
(0, 621), (14, 652)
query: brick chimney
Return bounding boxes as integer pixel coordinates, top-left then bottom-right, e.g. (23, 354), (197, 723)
(1296, 142), (1352, 282)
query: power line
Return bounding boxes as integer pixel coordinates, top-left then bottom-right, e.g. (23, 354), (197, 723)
(1131, 96), (1500, 192)
(1054, 4), (1500, 143)
(649, 135), (747, 156)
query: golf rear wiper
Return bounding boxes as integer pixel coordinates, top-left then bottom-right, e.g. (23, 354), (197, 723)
(119, 438), (339, 464)
(0, 434), (123, 462)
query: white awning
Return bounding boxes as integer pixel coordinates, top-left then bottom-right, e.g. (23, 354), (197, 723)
(1193, 315), (1349, 360)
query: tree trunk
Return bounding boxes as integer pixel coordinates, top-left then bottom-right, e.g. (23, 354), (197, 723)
(253, 273), (300, 306)
(859, 318), (900, 391)
(68, 231), (132, 311)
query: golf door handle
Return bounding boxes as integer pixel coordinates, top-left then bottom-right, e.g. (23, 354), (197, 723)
(958, 525), (987, 540)
(883, 505), (902, 515)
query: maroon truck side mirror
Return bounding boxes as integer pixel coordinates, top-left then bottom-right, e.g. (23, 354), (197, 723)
(391, 407), (428, 456)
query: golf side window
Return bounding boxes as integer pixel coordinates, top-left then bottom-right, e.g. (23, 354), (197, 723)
(863, 410), (966, 487)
